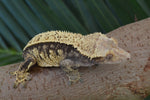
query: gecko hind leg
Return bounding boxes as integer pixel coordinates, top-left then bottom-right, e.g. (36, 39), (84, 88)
(10, 57), (36, 88)
(60, 59), (81, 85)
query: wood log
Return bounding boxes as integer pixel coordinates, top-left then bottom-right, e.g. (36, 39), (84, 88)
(0, 18), (150, 100)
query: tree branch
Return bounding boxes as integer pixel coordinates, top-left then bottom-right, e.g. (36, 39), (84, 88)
(0, 18), (150, 100)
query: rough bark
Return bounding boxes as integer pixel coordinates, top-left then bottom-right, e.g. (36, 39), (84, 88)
(0, 18), (150, 100)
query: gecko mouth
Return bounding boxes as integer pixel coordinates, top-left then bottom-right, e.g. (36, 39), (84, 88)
(92, 54), (113, 63)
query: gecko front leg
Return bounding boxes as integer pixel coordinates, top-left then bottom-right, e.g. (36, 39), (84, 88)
(60, 59), (81, 85)
(10, 57), (36, 88)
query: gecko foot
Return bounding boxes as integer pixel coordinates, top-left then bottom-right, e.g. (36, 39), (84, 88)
(67, 70), (81, 85)
(12, 71), (31, 88)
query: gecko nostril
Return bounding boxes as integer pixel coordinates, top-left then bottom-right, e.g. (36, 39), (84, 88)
(127, 58), (130, 60)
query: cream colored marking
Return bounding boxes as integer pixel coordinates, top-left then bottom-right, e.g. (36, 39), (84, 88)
(49, 50), (54, 54)
(26, 62), (34, 71)
(57, 49), (63, 55)
(50, 44), (54, 48)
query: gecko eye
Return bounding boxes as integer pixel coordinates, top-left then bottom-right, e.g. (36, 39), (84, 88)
(106, 54), (113, 60)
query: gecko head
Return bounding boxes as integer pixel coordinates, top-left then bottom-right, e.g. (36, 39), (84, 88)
(92, 36), (130, 64)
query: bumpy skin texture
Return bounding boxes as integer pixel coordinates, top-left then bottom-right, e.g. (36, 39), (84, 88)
(12, 31), (130, 88)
